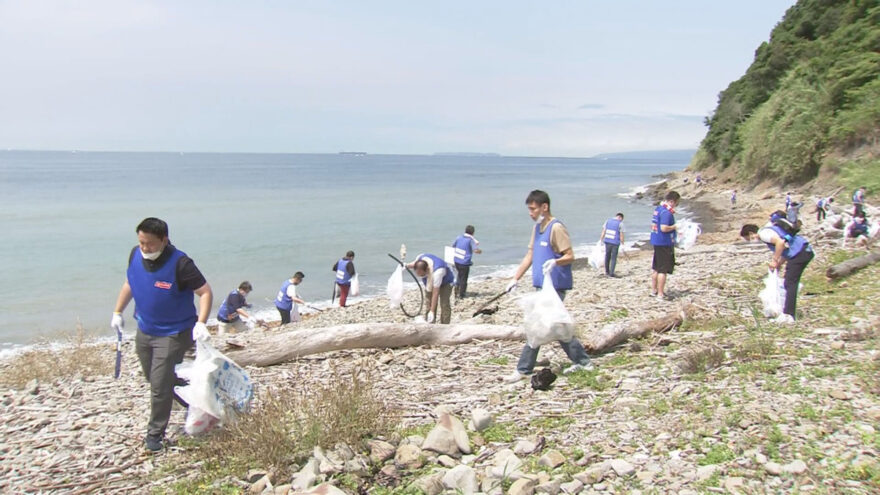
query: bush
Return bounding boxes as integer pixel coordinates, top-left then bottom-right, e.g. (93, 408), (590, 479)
(0, 325), (113, 388)
(678, 346), (726, 375)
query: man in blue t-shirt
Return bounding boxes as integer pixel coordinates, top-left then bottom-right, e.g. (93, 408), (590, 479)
(216, 281), (253, 335)
(650, 191), (680, 300)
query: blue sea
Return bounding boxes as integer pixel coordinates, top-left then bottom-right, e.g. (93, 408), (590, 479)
(0, 150), (691, 352)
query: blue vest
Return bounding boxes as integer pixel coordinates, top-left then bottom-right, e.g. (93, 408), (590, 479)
(335, 258), (352, 285)
(217, 289), (238, 321)
(417, 254), (455, 287)
(275, 280), (294, 311)
(853, 190), (863, 204)
(531, 220), (573, 290)
(650, 206), (675, 246)
(765, 225), (811, 259)
(603, 218), (622, 245)
(127, 247), (197, 337)
(851, 222), (869, 236)
(452, 235), (474, 265)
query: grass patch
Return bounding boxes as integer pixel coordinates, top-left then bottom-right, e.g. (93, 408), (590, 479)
(565, 369), (611, 391)
(678, 346), (726, 375)
(603, 307), (629, 322)
(480, 421), (518, 443)
(478, 356), (509, 366)
(0, 325), (114, 388)
(174, 363), (398, 488)
(529, 415), (574, 431)
(698, 444), (736, 465)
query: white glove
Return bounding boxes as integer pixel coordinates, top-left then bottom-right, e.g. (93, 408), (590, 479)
(505, 279), (518, 293)
(193, 322), (210, 341)
(111, 313), (124, 333)
(542, 258), (557, 272)
(426, 311), (435, 323)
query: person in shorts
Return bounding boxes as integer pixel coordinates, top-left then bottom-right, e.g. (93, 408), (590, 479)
(650, 191), (680, 300)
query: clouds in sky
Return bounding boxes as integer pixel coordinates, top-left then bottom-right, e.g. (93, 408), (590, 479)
(0, 0), (795, 156)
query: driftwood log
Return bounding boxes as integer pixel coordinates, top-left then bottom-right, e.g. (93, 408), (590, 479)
(826, 250), (880, 280)
(583, 304), (694, 353)
(226, 323), (522, 367)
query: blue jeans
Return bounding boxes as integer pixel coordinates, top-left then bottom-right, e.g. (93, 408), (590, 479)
(515, 289), (592, 374)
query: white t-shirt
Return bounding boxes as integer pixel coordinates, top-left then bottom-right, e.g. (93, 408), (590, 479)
(758, 225), (780, 245)
(286, 284), (299, 312)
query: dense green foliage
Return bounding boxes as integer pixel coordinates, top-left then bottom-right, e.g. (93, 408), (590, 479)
(695, 0), (880, 184)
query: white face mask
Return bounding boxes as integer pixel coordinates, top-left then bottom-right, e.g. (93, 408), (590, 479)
(141, 249), (162, 261)
(535, 214), (545, 224)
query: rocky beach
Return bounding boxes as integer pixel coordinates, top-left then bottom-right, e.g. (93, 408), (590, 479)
(2, 173), (879, 494)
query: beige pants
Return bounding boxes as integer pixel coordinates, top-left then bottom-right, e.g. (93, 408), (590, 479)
(218, 318), (247, 335)
(425, 284), (453, 324)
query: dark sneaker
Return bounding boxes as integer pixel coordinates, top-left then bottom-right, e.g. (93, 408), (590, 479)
(145, 435), (164, 453)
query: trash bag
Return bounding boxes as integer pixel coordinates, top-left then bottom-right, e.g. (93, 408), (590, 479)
(350, 274), (360, 297)
(519, 267), (575, 348)
(587, 241), (604, 270)
(677, 220), (701, 251)
(759, 269), (786, 318)
(870, 221), (880, 239)
(531, 368), (557, 391)
(387, 265), (404, 309)
(175, 338), (254, 435)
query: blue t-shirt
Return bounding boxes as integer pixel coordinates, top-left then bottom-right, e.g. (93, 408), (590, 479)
(650, 205), (675, 246)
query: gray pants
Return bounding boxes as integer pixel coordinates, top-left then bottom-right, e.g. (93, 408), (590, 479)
(136, 328), (193, 439)
(515, 289), (592, 374)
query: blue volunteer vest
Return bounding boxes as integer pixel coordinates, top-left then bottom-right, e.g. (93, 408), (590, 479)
(765, 225), (811, 259)
(275, 280), (294, 311)
(127, 247), (197, 337)
(452, 235), (474, 265)
(217, 289), (238, 321)
(853, 190), (863, 205)
(603, 218), (622, 245)
(852, 222), (869, 236)
(417, 254), (455, 287)
(650, 205), (675, 246)
(335, 258), (353, 285)
(531, 220), (573, 290)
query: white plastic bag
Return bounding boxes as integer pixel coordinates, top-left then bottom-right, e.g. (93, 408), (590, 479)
(587, 241), (604, 270)
(387, 265), (404, 309)
(350, 274), (360, 297)
(518, 267), (575, 348)
(175, 338), (254, 435)
(759, 269), (786, 318)
(869, 221), (880, 239)
(677, 220), (701, 251)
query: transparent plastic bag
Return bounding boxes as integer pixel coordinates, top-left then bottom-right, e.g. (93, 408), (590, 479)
(587, 241), (604, 270)
(350, 274), (360, 297)
(759, 269), (786, 318)
(518, 267), (575, 348)
(387, 265), (404, 309)
(175, 338), (254, 435)
(677, 220), (701, 251)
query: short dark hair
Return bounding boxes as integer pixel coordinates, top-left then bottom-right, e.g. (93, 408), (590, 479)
(740, 224), (759, 238)
(293, 271), (305, 279)
(465, 225), (475, 235)
(525, 190), (550, 207)
(414, 260), (428, 272)
(136, 217), (169, 239)
(346, 250), (355, 258)
(238, 281), (253, 292)
(616, 213), (624, 219)
(665, 191), (681, 202)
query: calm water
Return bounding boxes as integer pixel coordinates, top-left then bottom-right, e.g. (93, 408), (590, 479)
(0, 150), (690, 349)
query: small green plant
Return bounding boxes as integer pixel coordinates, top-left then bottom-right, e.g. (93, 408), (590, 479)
(479, 356), (510, 366)
(481, 421), (517, 443)
(698, 444), (736, 465)
(603, 307), (629, 322)
(565, 369), (610, 390)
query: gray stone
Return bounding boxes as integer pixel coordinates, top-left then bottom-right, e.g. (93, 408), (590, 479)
(394, 444), (423, 468)
(471, 408), (493, 432)
(246, 470), (269, 483)
(765, 462), (783, 476)
(25, 379), (39, 395)
(538, 449), (566, 469)
(610, 458), (635, 477)
(412, 473), (445, 495)
(292, 459), (320, 491)
(437, 455), (458, 467)
(573, 463), (608, 485)
(696, 464), (718, 481)
(422, 423), (459, 456)
(783, 459), (807, 474)
(508, 477), (537, 495)
(306, 483), (347, 495)
(442, 464), (478, 495)
(249, 475), (271, 494)
(724, 477), (744, 492)
(274, 484), (291, 495)
(535, 480), (561, 495)
(481, 476), (504, 495)
(559, 479), (584, 494)
(368, 439), (396, 464)
(513, 439), (537, 456)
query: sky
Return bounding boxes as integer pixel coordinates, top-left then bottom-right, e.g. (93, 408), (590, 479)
(0, 0), (797, 157)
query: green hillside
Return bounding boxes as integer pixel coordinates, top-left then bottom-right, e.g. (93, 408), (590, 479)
(693, 0), (880, 188)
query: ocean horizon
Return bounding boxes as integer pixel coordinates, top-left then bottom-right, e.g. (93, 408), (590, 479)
(1, 149), (693, 353)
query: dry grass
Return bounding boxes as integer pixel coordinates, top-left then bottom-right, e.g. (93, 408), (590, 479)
(193, 361), (399, 478)
(0, 324), (114, 388)
(678, 345), (726, 375)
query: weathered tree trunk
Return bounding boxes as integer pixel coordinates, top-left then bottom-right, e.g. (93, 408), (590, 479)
(225, 323), (522, 367)
(826, 250), (880, 280)
(583, 305), (693, 353)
